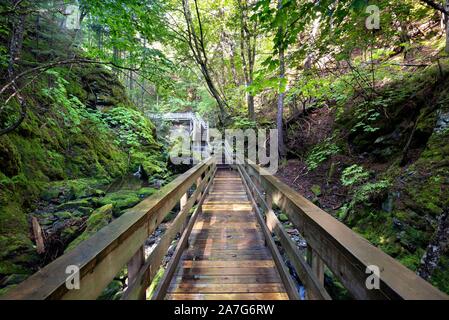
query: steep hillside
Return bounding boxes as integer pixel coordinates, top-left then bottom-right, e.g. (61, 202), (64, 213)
(0, 23), (168, 293)
(278, 61), (449, 294)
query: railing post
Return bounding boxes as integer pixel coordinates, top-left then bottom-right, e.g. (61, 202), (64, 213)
(180, 192), (188, 211)
(266, 191), (273, 212)
(307, 247), (325, 285)
(180, 192), (189, 246)
(127, 246), (145, 299)
(196, 176), (202, 201)
(264, 192), (274, 247)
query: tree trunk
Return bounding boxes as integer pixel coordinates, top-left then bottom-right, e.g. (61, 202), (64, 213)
(277, 0), (286, 158)
(446, 0), (449, 53)
(0, 0), (27, 136)
(182, 0), (227, 127)
(238, 0), (256, 121)
(8, 1), (26, 77)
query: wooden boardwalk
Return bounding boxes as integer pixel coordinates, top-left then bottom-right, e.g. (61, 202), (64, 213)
(5, 159), (447, 300)
(166, 169), (289, 300)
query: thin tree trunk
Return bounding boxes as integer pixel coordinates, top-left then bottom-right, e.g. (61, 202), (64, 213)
(228, 38), (239, 86)
(182, 0), (227, 127)
(238, 0), (256, 121)
(277, 0), (286, 157)
(0, 0), (27, 136)
(445, 0), (449, 53)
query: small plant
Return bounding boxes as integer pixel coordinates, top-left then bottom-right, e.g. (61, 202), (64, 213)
(338, 179), (391, 221)
(232, 116), (257, 129)
(306, 138), (340, 171)
(351, 101), (382, 134)
(340, 164), (370, 186)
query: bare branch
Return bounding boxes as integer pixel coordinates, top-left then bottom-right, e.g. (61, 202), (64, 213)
(419, 0), (449, 15)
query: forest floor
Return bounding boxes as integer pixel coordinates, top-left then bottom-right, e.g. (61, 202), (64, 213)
(277, 106), (419, 217)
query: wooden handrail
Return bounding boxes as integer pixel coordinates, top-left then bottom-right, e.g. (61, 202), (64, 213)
(151, 165), (216, 300)
(244, 161), (449, 299)
(243, 160), (449, 300)
(237, 163), (331, 300)
(3, 158), (215, 300)
(124, 163), (216, 300)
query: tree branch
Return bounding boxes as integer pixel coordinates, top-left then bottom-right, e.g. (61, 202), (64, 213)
(419, 0), (449, 15)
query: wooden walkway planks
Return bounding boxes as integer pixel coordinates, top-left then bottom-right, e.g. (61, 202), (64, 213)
(166, 169), (288, 300)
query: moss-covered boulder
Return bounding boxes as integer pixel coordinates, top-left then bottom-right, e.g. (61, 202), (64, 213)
(65, 204), (113, 252)
(137, 187), (157, 198)
(97, 191), (141, 217)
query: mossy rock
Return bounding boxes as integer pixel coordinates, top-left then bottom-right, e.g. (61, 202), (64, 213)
(75, 207), (94, 216)
(42, 179), (109, 203)
(0, 235), (38, 275)
(56, 199), (93, 211)
(65, 204), (113, 252)
(279, 214), (289, 222)
(137, 187), (157, 198)
(40, 188), (62, 202)
(60, 224), (84, 244)
(311, 185), (322, 197)
(97, 191), (141, 217)
(53, 211), (73, 220)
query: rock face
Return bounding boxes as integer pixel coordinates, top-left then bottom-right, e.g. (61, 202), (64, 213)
(0, 23), (167, 291)
(334, 66), (449, 294)
(434, 111), (449, 133)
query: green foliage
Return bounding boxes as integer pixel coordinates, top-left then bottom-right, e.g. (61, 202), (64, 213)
(42, 69), (110, 136)
(350, 100), (383, 134)
(305, 138), (340, 171)
(340, 164), (370, 187)
(231, 116), (257, 129)
(104, 106), (158, 149)
(339, 179), (391, 221)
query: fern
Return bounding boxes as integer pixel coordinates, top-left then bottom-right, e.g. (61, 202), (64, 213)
(341, 164), (370, 186)
(306, 138), (340, 171)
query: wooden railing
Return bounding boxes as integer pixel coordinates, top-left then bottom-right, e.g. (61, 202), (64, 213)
(4, 150), (448, 300)
(3, 158), (216, 300)
(237, 160), (449, 300)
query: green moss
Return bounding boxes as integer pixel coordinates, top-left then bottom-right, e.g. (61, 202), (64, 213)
(430, 255), (449, 294)
(147, 267), (165, 299)
(0, 234), (37, 275)
(56, 199), (93, 211)
(311, 185), (322, 197)
(65, 204), (113, 252)
(0, 53), (167, 281)
(98, 280), (124, 300)
(54, 211), (73, 220)
(97, 191), (141, 217)
(42, 178), (110, 202)
(0, 136), (21, 177)
(137, 187), (157, 198)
